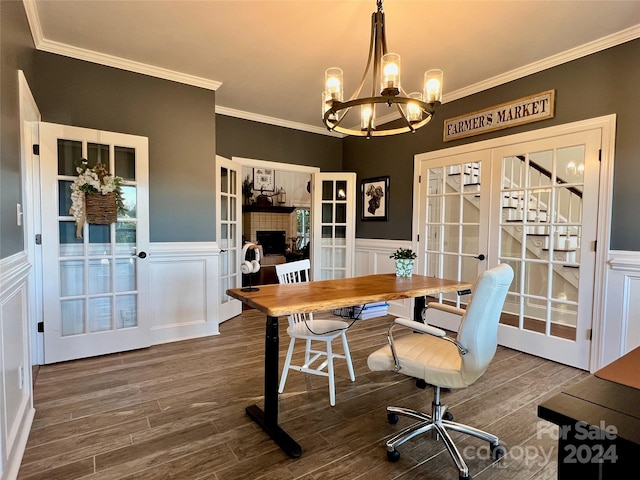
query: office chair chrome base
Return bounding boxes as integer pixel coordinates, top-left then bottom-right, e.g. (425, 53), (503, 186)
(384, 386), (504, 480)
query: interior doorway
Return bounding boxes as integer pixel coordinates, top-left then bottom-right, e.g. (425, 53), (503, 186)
(233, 157), (319, 286)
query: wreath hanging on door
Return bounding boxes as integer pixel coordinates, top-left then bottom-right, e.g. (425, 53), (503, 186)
(69, 160), (124, 238)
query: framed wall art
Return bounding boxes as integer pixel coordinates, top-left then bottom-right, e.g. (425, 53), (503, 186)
(253, 167), (275, 192)
(361, 176), (389, 221)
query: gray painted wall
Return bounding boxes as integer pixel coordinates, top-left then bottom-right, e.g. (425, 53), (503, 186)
(29, 52), (217, 243)
(0, 0), (35, 258)
(345, 40), (640, 251)
(217, 115), (342, 171)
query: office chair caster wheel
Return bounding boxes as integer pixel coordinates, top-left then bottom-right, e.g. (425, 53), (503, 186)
(459, 475), (474, 480)
(387, 449), (400, 462)
(443, 411), (454, 421)
(490, 443), (506, 460)
(387, 413), (399, 424)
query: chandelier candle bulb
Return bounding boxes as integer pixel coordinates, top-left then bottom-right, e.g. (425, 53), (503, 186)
(424, 69), (444, 103)
(406, 92), (423, 122)
(361, 104), (375, 131)
(325, 68), (343, 101)
(381, 53), (401, 92)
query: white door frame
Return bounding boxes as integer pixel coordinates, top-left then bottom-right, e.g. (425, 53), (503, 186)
(413, 115), (616, 372)
(232, 157), (320, 176)
(19, 71), (43, 365)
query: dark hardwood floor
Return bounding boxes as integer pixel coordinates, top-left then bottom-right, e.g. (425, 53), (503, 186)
(18, 310), (588, 479)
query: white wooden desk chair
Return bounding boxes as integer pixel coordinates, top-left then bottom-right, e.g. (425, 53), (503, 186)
(275, 259), (355, 406)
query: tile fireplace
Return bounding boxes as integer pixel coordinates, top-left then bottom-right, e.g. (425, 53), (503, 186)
(256, 230), (287, 256)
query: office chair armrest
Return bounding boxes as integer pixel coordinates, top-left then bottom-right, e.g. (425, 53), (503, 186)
(426, 302), (465, 317)
(394, 317), (446, 336)
(387, 317), (467, 371)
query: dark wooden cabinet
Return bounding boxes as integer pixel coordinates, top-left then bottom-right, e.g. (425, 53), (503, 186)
(538, 349), (640, 479)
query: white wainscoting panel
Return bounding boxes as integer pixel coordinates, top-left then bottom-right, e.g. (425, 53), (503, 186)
(355, 238), (413, 318)
(599, 250), (640, 368)
(148, 243), (220, 345)
(0, 252), (35, 480)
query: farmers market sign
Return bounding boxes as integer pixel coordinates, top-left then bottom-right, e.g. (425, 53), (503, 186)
(443, 90), (555, 142)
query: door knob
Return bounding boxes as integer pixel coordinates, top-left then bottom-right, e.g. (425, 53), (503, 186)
(475, 254), (486, 261)
(135, 251), (147, 259)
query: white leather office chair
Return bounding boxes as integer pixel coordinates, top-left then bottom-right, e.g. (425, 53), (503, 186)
(368, 264), (514, 480)
(275, 259), (355, 406)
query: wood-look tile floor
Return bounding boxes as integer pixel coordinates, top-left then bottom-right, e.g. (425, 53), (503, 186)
(19, 310), (588, 480)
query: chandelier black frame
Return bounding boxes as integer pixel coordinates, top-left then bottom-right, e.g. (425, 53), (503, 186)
(322, 0), (442, 138)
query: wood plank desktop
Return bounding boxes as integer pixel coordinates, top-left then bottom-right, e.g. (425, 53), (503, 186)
(594, 346), (640, 389)
(227, 273), (473, 458)
(538, 347), (640, 479)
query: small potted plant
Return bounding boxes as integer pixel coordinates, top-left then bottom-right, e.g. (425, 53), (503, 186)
(390, 248), (417, 278)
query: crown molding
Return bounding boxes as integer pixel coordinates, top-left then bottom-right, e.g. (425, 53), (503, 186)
(444, 24), (640, 103)
(22, 0), (43, 46)
(22, 0), (221, 91)
(215, 106), (344, 137)
(35, 38), (222, 91)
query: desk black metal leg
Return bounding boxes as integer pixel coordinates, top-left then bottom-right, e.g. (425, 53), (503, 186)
(245, 314), (302, 458)
(414, 296), (426, 323)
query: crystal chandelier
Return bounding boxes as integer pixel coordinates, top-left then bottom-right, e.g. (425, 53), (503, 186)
(322, 0), (443, 138)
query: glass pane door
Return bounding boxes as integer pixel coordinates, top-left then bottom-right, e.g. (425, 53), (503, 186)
(40, 123), (150, 363)
(419, 150), (492, 307)
(499, 149), (584, 338)
(216, 156), (242, 322)
(491, 129), (601, 369)
(312, 173), (356, 280)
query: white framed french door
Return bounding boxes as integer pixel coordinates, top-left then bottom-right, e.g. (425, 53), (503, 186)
(417, 149), (492, 296)
(39, 123), (150, 364)
(215, 155), (242, 322)
(311, 172), (357, 279)
(491, 129), (601, 369)
(415, 120), (610, 370)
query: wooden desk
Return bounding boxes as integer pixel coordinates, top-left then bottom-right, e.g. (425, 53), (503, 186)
(538, 347), (640, 479)
(227, 274), (472, 458)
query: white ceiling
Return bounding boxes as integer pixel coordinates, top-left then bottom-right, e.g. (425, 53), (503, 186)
(25, 0), (640, 135)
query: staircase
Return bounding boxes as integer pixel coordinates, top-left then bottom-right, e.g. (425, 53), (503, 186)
(446, 156), (582, 291)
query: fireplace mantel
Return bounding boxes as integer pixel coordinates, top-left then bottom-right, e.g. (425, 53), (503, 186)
(242, 205), (296, 214)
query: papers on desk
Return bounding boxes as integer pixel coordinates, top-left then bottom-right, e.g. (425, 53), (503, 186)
(333, 302), (389, 320)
